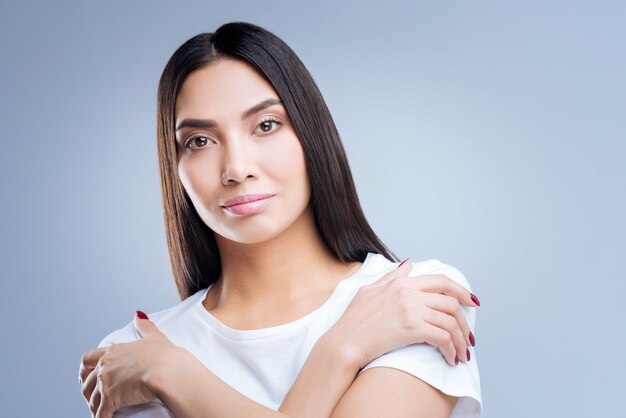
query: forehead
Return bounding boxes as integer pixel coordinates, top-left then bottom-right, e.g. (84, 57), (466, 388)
(175, 57), (280, 120)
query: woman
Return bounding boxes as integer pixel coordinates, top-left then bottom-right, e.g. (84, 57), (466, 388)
(79, 22), (482, 418)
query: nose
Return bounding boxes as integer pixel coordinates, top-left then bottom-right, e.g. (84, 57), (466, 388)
(221, 136), (256, 185)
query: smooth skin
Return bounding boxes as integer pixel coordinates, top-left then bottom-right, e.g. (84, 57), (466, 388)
(79, 57), (479, 417)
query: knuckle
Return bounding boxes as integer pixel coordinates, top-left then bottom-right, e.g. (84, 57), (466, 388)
(394, 283), (411, 299)
(438, 274), (452, 288)
(445, 315), (457, 330)
(401, 315), (418, 332)
(397, 284), (409, 297)
(101, 383), (110, 399)
(398, 303), (412, 320)
(446, 299), (458, 313)
(399, 308), (418, 332)
(437, 332), (452, 346)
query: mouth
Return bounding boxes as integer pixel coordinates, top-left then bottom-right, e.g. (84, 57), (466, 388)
(222, 193), (275, 216)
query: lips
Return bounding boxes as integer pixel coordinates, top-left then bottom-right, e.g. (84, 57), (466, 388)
(222, 193), (275, 207)
(222, 194), (275, 216)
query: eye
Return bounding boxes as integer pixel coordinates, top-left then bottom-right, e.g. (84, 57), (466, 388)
(183, 135), (213, 150)
(254, 117), (282, 134)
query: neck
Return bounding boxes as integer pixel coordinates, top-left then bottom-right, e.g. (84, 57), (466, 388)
(204, 207), (361, 321)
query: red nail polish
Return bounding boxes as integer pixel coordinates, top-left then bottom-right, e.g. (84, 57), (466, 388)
(466, 349), (471, 362)
(470, 293), (481, 306)
(398, 258), (410, 268)
(469, 331), (475, 347)
(136, 310), (149, 320)
(455, 355), (459, 365)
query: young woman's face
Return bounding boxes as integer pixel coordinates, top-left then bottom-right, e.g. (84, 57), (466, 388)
(174, 57), (311, 244)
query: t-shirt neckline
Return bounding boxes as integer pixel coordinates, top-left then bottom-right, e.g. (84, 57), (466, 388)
(192, 252), (380, 340)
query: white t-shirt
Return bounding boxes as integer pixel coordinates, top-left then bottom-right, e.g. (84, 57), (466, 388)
(98, 253), (482, 418)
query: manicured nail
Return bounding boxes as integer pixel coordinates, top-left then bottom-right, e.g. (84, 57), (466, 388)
(470, 293), (481, 306)
(398, 258), (410, 268)
(469, 331), (475, 347)
(466, 348), (471, 362)
(136, 310), (149, 320)
(454, 355), (459, 365)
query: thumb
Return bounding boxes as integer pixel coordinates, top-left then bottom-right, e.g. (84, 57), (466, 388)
(375, 258), (413, 286)
(134, 310), (159, 338)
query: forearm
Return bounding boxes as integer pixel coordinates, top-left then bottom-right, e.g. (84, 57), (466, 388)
(278, 333), (360, 418)
(150, 348), (289, 418)
(150, 333), (359, 418)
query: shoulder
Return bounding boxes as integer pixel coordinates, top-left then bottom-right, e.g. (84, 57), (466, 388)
(96, 288), (207, 349)
(363, 254), (474, 293)
(412, 258), (474, 293)
(345, 254), (482, 418)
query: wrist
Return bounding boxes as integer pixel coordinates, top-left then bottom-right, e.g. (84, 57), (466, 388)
(146, 346), (194, 399)
(316, 331), (362, 374)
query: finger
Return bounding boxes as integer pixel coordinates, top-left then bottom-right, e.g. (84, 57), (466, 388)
(420, 292), (472, 347)
(89, 380), (102, 417)
(408, 274), (477, 307)
(424, 308), (468, 363)
(134, 311), (160, 338)
(419, 322), (458, 367)
(81, 368), (98, 404)
(96, 397), (113, 418)
(372, 258), (413, 286)
(79, 348), (106, 384)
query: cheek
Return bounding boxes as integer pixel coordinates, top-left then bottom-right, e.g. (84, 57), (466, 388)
(177, 158), (220, 207)
(284, 141), (311, 207)
(265, 137), (309, 187)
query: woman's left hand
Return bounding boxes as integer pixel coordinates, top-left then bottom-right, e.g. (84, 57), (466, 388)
(78, 312), (181, 418)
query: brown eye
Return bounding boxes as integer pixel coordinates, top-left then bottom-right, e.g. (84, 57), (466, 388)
(254, 118), (282, 134)
(260, 121), (273, 132)
(184, 136), (211, 149)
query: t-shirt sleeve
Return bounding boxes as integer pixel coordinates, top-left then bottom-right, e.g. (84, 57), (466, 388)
(357, 259), (483, 418)
(97, 320), (140, 348)
(96, 321), (175, 418)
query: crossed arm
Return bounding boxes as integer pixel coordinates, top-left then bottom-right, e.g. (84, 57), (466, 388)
(150, 332), (458, 418)
(81, 262), (476, 417)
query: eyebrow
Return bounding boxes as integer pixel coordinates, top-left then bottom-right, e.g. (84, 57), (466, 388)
(175, 98), (283, 132)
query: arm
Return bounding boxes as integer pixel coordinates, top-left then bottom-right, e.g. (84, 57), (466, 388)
(152, 260), (474, 418)
(82, 260), (477, 418)
(152, 332), (360, 418)
(154, 326), (458, 418)
(330, 367), (458, 418)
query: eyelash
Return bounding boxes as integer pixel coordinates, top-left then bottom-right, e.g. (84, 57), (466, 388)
(182, 116), (283, 150)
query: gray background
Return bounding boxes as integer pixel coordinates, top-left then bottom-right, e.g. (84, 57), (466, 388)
(1, 0), (624, 417)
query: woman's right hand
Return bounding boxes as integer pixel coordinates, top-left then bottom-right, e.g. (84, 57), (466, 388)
(325, 259), (479, 369)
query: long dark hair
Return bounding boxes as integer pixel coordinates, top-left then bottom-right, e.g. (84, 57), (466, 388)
(157, 22), (397, 300)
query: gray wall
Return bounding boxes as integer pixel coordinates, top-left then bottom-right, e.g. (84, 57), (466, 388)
(1, 1), (624, 416)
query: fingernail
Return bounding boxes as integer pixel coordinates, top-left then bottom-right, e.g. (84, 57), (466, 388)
(398, 258), (410, 268)
(466, 348), (471, 362)
(454, 355), (459, 365)
(469, 331), (475, 347)
(470, 293), (481, 306)
(136, 310), (149, 320)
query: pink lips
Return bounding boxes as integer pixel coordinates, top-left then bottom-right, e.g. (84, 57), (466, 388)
(222, 194), (275, 216)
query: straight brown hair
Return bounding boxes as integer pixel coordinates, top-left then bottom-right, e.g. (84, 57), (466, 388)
(157, 22), (397, 300)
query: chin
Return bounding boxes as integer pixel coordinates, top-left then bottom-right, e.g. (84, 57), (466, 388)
(215, 227), (287, 245)
(210, 217), (293, 245)
(200, 202), (312, 246)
